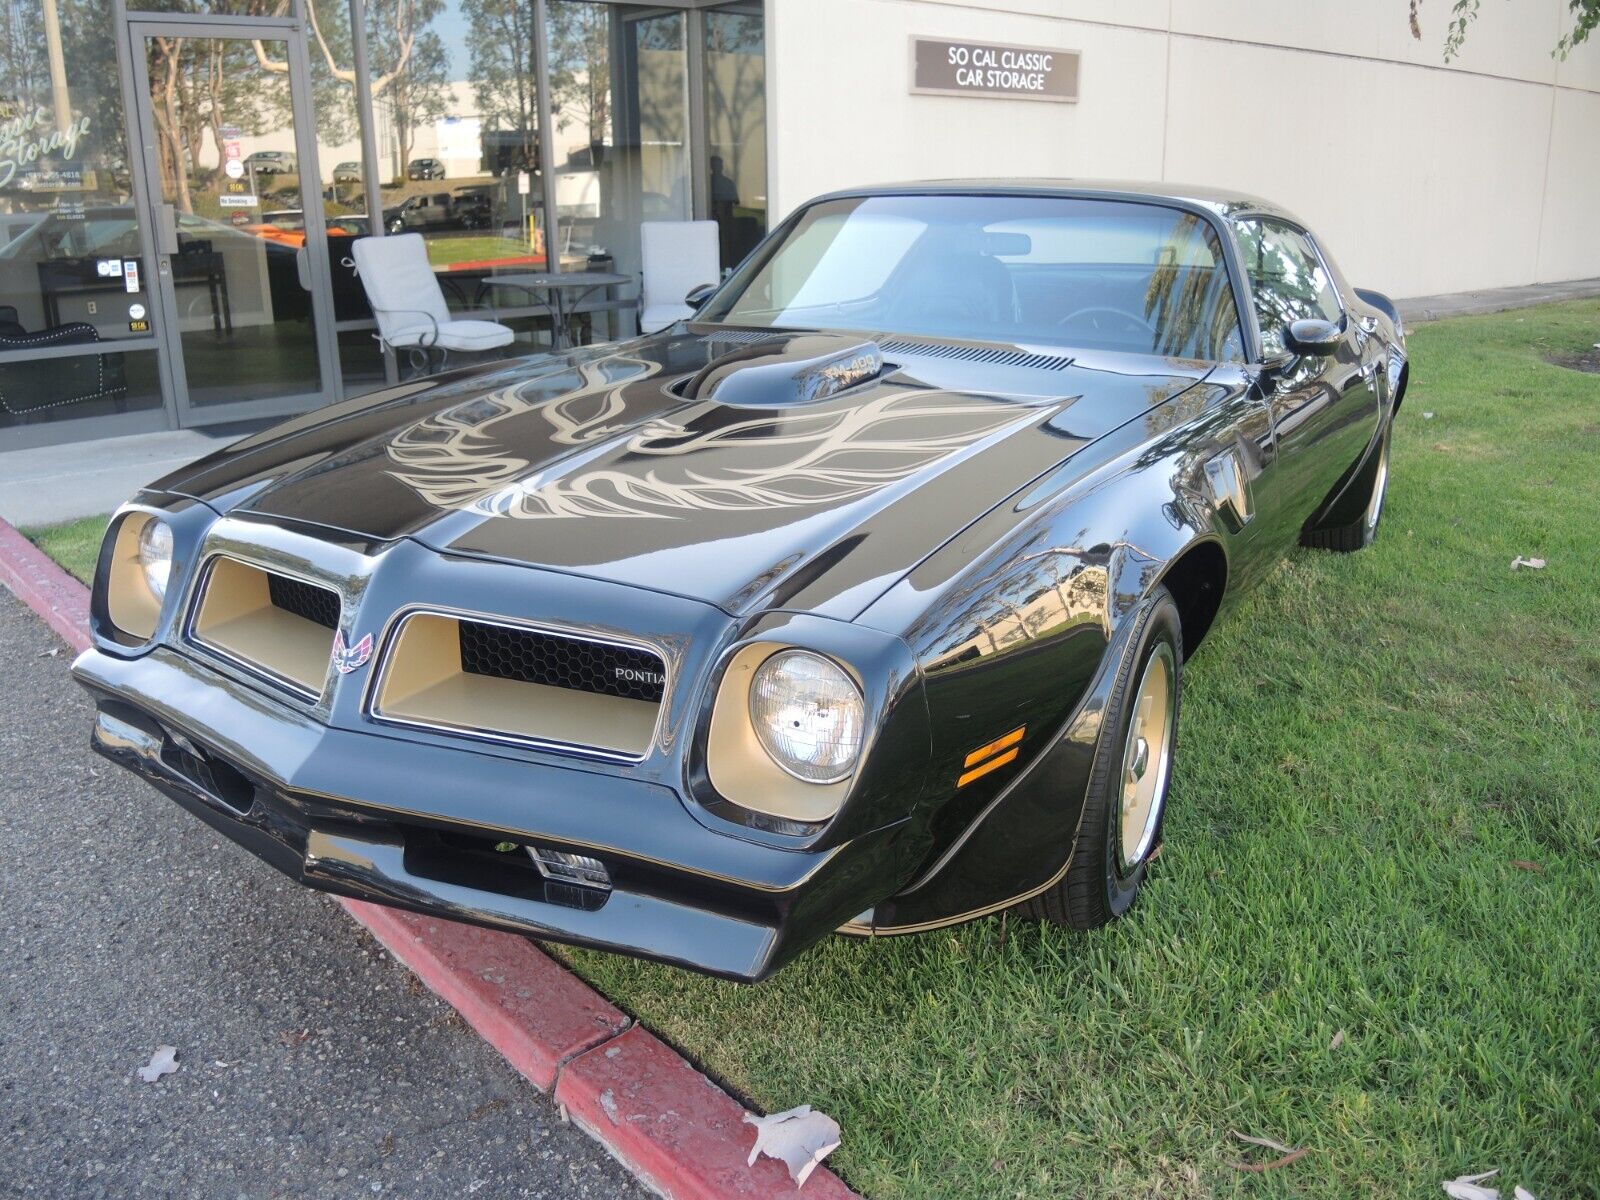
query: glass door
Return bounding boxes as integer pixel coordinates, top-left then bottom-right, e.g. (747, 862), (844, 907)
(127, 19), (340, 426)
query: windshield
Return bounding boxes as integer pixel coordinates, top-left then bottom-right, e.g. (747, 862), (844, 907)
(700, 194), (1245, 361)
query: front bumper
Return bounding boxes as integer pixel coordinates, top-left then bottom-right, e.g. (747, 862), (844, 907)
(74, 645), (909, 982)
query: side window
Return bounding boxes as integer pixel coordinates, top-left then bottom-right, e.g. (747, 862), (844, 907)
(1232, 218), (1342, 356)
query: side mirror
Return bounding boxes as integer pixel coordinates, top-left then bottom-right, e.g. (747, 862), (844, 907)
(1284, 317), (1342, 357)
(684, 283), (717, 310)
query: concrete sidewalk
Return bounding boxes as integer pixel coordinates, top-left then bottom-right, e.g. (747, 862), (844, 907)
(0, 429), (229, 528)
(1397, 276), (1600, 323)
(0, 589), (648, 1200)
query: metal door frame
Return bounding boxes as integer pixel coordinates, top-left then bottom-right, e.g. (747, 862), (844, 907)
(120, 8), (343, 429)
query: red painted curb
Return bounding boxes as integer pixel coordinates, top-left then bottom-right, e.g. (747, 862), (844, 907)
(0, 521), (91, 654)
(558, 1025), (856, 1200)
(344, 899), (628, 1092)
(0, 515), (860, 1199)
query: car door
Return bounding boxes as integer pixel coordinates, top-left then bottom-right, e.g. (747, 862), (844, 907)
(1232, 216), (1381, 550)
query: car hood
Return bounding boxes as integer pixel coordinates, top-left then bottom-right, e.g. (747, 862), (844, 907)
(156, 328), (1212, 619)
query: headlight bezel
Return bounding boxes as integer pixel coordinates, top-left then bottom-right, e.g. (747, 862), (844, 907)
(101, 510), (172, 644)
(702, 641), (870, 828)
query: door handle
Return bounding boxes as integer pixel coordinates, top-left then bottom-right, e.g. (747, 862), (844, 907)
(156, 202), (179, 256)
(295, 246), (311, 291)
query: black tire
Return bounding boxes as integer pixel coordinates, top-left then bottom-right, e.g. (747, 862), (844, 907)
(1302, 422), (1392, 552)
(1023, 586), (1183, 930)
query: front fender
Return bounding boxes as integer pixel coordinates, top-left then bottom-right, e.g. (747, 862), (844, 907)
(854, 393), (1261, 930)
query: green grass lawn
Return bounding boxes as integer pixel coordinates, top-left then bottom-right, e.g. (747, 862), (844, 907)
(23, 514), (107, 583)
(553, 302), (1600, 1199)
(22, 302), (1599, 1198)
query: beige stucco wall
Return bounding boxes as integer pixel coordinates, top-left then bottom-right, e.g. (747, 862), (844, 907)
(766, 0), (1600, 297)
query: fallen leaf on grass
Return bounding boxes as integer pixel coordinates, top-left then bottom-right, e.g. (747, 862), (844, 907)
(1510, 556), (1546, 570)
(137, 1046), (178, 1083)
(1443, 1168), (1500, 1199)
(1231, 1131), (1296, 1155)
(1511, 860), (1545, 875)
(1228, 1130), (1307, 1172)
(745, 1105), (841, 1188)
(1329, 1029), (1345, 1050)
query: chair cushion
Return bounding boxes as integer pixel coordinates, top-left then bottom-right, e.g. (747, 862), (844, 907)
(349, 234), (452, 347)
(640, 221), (720, 314)
(434, 319), (515, 352)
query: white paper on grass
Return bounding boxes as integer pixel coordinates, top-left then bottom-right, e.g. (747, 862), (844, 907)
(1443, 1169), (1500, 1200)
(744, 1104), (842, 1188)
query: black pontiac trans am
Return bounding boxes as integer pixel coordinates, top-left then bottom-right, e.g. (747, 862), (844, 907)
(74, 182), (1408, 981)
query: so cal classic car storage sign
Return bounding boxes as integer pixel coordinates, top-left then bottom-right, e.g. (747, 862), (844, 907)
(911, 37), (1079, 102)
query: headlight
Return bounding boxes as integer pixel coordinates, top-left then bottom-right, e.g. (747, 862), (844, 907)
(138, 518), (174, 602)
(749, 650), (864, 784)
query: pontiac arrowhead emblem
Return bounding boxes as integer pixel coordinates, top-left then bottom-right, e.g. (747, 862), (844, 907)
(332, 629), (374, 675)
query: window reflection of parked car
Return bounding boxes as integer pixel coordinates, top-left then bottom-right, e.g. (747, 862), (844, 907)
(332, 161), (362, 183)
(451, 185), (493, 230)
(407, 158), (445, 181)
(243, 210), (365, 247)
(384, 192), (481, 234)
(243, 151), (298, 175)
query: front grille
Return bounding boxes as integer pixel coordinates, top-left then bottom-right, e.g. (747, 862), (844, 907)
(458, 619), (665, 702)
(372, 612), (666, 760)
(267, 573), (341, 629)
(188, 557), (341, 698)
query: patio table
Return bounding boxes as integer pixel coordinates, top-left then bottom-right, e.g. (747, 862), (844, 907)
(481, 271), (634, 350)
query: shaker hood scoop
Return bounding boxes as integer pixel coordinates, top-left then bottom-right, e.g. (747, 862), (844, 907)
(159, 330), (1213, 618)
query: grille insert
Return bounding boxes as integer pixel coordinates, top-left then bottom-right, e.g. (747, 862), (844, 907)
(458, 620), (665, 702)
(267, 573), (341, 630)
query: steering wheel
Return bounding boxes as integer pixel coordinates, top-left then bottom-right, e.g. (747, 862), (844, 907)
(1059, 306), (1157, 341)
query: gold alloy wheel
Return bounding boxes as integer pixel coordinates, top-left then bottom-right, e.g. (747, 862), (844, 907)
(1117, 641), (1176, 875)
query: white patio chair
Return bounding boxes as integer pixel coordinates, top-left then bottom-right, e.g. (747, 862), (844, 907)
(639, 220), (720, 334)
(350, 233), (513, 374)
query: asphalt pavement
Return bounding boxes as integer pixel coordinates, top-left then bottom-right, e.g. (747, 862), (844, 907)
(0, 589), (649, 1200)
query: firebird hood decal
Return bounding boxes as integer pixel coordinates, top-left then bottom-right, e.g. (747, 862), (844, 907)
(385, 374), (1042, 521)
(157, 329), (1212, 617)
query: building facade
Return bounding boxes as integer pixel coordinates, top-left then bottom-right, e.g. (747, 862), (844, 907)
(1, 0), (1596, 448)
